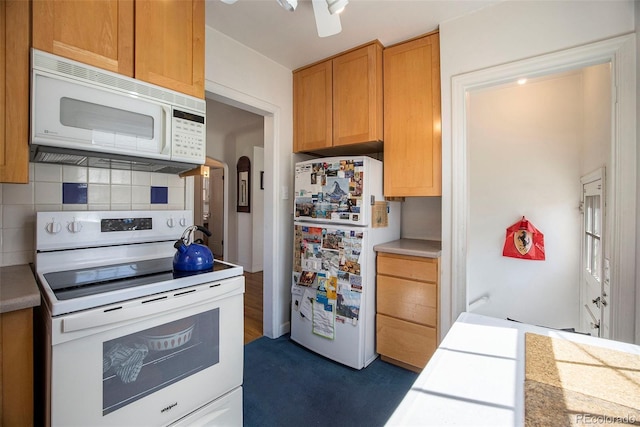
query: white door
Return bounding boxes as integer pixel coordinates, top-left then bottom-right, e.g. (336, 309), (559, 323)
(580, 168), (606, 337)
(210, 168), (225, 258)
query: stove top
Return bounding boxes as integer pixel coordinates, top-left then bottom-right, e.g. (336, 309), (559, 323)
(44, 257), (236, 301)
(36, 257), (243, 316)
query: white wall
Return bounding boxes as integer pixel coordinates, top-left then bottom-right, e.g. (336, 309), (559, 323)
(252, 146), (265, 273)
(401, 197), (442, 241)
(440, 0), (635, 337)
(582, 65), (612, 175)
(205, 26), (294, 338)
(636, 1), (640, 345)
(235, 128), (263, 271)
(467, 74), (583, 328)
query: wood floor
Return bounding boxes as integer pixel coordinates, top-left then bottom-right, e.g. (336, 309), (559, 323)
(244, 271), (263, 344)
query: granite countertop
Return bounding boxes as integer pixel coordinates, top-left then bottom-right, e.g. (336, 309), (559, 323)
(373, 238), (441, 258)
(0, 264), (41, 314)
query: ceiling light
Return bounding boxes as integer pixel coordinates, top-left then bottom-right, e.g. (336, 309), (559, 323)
(327, 0), (348, 15)
(276, 0), (298, 11)
(517, 78), (527, 85)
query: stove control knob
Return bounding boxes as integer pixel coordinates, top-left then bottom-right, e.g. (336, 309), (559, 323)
(68, 220), (83, 233)
(167, 217), (175, 228)
(179, 217), (187, 227)
(45, 221), (62, 234)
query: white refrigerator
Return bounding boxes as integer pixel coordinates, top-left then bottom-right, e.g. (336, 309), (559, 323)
(291, 156), (401, 369)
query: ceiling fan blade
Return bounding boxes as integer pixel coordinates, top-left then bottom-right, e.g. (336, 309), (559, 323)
(312, 0), (342, 38)
(219, 0), (238, 4)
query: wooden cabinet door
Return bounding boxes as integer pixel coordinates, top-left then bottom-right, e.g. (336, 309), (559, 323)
(333, 43), (383, 146)
(135, 0), (205, 98)
(1, 0), (29, 183)
(293, 60), (333, 152)
(32, 0), (134, 76)
(383, 33), (441, 197)
(376, 314), (436, 371)
(1, 309), (35, 426)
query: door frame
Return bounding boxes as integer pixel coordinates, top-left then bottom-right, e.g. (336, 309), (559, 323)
(449, 34), (636, 343)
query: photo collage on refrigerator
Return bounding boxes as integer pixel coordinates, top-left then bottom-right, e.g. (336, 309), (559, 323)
(294, 159), (365, 222)
(292, 160), (366, 340)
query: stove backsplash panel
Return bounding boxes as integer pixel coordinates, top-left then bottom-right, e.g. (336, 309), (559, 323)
(0, 163), (188, 267)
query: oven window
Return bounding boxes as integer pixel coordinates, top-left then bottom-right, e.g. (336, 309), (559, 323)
(102, 309), (220, 415)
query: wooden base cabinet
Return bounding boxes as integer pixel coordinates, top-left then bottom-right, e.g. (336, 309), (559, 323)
(0, 308), (34, 426)
(376, 252), (439, 372)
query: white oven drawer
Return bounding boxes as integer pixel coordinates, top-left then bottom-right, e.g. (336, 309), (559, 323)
(44, 276), (244, 427)
(170, 387), (242, 427)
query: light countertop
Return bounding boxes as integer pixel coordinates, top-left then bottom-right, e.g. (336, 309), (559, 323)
(0, 264), (40, 314)
(386, 312), (640, 426)
(374, 238), (441, 258)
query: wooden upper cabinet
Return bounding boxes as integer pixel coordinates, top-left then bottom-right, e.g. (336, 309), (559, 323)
(333, 43), (383, 146)
(383, 32), (441, 197)
(32, 0), (205, 98)
(293, 60), (333, 152)
(32, 0), (135, 76)
(1, 0), (30, 183)
(135, 0), (205, 98)
(293, 41), (383, 153)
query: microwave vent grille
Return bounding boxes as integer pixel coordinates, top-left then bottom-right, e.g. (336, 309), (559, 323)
(34, 151), (87, 166)
(33, 50), (205, 113)
(31, 145), (198, 175)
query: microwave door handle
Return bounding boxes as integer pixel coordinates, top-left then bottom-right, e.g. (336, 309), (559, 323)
(162, 105), (172, 156)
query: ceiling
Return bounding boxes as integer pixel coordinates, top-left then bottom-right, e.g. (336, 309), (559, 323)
(205, 0), (501, 71)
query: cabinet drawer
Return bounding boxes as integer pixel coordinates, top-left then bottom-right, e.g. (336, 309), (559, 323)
(376, 314), (436, 369)
(377, 253), (438, 282)
(377, 275), (436, 326)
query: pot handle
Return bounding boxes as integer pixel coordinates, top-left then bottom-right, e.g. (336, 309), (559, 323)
(196, 225), (212, 237)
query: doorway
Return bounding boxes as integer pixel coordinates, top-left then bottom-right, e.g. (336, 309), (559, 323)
(193, 158), (226, 259)
(201, 98), (266, 343)
(464, 63), (610, 331)
(450, 34), (636, 343)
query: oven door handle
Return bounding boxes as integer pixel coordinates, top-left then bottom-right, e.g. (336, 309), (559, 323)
(61, 281), (243, 333)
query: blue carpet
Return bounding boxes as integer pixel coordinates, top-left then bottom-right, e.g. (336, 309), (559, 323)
(243, 335), (418, 427)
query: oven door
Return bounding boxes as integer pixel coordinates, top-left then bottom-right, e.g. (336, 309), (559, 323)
(46, 276), (243, 427)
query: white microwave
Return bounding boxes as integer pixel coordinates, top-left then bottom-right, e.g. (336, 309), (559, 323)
(30, 49), (206, 174)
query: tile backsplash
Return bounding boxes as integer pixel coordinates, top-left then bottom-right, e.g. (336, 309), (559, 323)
(0, 163), (187, 267)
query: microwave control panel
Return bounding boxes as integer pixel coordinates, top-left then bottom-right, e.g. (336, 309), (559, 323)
(172, 109), (206, 163)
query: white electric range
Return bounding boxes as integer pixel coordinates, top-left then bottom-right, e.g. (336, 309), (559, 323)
(33, 210), (244, 427)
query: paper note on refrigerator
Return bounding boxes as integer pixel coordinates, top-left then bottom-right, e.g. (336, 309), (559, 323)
(312, 300), (335, 340)
(300, 288), (315, 319)
(372, 201), (389, 228)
